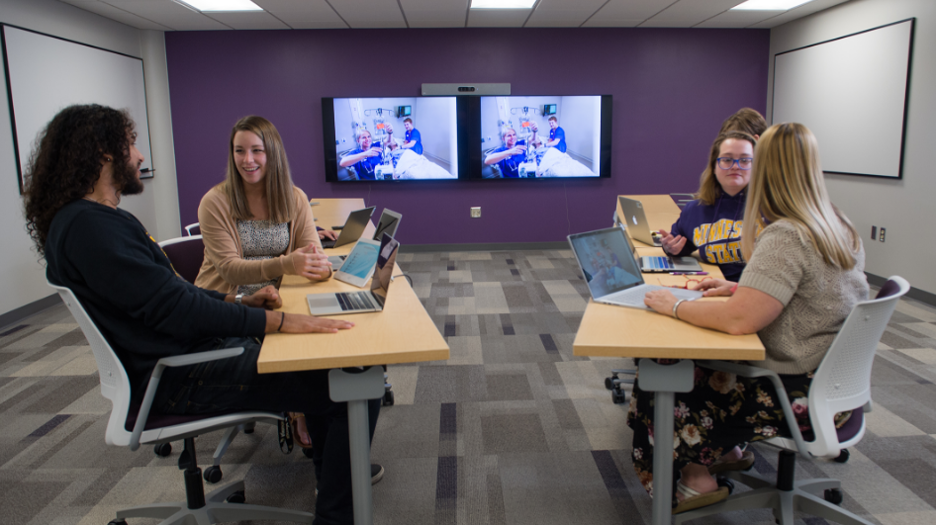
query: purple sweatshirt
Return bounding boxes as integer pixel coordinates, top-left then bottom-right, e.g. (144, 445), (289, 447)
(668, 190), (747, 282)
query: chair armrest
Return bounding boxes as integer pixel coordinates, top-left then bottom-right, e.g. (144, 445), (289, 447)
(695, 360), (811, 456)
(129, 347), (245, 451)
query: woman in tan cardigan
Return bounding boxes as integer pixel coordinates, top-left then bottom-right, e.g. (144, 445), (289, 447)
(194, 115), (331, 447)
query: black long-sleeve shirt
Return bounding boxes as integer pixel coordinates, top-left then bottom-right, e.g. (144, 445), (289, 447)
(45, 199), (266, 395)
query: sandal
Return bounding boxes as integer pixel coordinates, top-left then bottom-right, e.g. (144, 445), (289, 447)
(288, 412), (313, 449)
(673, 481), (729, 514)
(707, 450), (754, 475)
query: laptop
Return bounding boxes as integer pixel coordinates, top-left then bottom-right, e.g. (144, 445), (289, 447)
(567, 227), (702, 309)
(321, 206), (375, 249)
(329, 208), (402, 269)
(619, 223), (703, 273)
(307, 233), (399, 316)
(618, 196), (663, 246)
(333, 238), (380, 288)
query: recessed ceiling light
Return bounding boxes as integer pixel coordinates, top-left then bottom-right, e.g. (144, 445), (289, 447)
(470, 0), (537, 9)
(731, 0), (813, 10)
(174, 0), (263, 12)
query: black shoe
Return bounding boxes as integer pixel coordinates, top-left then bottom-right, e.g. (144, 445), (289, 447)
(371, 464), (384, 485)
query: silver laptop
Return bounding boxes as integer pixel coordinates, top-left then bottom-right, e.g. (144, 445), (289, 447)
(618, 196), (663, 246)
(321, 206), (375, 249)
(329, 208), (402, 269)
(307, 234), (400, 316)
(568, 227), (702, 309)
(619, 223), (703, 273)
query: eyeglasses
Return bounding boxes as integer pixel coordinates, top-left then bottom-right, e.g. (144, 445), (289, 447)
(716, 157), (753, 170)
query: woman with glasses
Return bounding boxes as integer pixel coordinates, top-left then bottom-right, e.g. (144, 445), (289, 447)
(631, 123), (868, 514)
(658, 130), (757, 282)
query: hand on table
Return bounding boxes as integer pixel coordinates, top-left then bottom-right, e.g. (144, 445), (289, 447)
(244, 285), (283, 309)
(693, 278), (735, 297)
(280, 313), (354, 334)
(659, 229), (687, 255)
(290, 243), (332, 281)
(318, 229), (338, 241)
(644, 289), (679, 317)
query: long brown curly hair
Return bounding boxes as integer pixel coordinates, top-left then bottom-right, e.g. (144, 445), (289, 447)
(23, 104), (135, 259)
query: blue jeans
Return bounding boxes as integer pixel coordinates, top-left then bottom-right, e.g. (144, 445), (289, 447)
(153, 336), (381, 525)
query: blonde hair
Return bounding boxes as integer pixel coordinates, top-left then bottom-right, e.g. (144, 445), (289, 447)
(741, 123), (860, 269)
(221, 116), (296, 224)
(695, 131), (757, 206)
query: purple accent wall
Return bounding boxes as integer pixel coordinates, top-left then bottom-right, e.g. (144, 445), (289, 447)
(165, 28), (768, 245)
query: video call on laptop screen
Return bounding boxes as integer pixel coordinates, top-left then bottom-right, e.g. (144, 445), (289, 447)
(326, 97), (459, 181)
(570, 229), (643, 298)
(478, 96), (604, 179)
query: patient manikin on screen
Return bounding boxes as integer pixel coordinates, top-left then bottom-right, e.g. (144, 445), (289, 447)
(570, 230), (642, 298)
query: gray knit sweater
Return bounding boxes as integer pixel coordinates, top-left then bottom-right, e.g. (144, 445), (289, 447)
(738, 220), (869, 375)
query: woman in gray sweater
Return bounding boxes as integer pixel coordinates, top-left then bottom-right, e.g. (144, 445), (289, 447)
(631, 122), (869, 513)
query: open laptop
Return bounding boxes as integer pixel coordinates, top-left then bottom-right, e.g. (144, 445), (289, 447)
(619, 223), (703, 273)
(307, 233), (399, 316)
(332, 238), (380, 288)
(568, 227), (702, 309)
(329, 208), (402, 269)
(321, 206), (375, 249)
(618, 196), (663, 247)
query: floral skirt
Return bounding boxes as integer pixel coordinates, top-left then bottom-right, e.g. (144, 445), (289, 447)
(625, 362), (851, 507)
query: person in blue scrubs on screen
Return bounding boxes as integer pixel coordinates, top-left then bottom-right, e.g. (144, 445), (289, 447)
(401, 118), (423, 155)
(546, 116), (567, 153)
(484, 128), (528, 178)
(339, 129), (384, 180)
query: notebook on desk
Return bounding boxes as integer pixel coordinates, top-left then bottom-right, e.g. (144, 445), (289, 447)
(321, 206), (375, 249)
(568, 227), (702, 309)
(328, 208), (402, 269)
(618, 196), (663, 246)
(619, 223), (703, 273)
(308, 234), (400, 316)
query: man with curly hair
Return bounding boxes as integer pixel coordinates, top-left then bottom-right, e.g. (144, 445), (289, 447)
(23, 104), (374, 525)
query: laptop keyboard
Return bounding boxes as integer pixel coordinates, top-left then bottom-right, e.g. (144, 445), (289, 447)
(336, 292), (376, 311)
(644, 256), (674, 270)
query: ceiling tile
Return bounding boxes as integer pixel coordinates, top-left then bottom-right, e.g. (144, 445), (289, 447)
(255, 0), (348, 29)
(525, 0), (609, 27)
(100, 0), (232, 30)
(328, 0), (407, 28)
(399, 0), (468, 28)
(467, 8), (531, 28)
(203, 11), (290, 30)
(748, 0), (852, 29)
(582, 0), (671, 27)
(643, 0), (740, 26)
(58, 0), (174, 30)
(694, 10), (784, 29)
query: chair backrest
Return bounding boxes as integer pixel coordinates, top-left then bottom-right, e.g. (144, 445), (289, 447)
(48, 282), (135, 447)
(184, 222), (201, 236)
(806, 276), (909, 456)
(158, 235), (205, 284)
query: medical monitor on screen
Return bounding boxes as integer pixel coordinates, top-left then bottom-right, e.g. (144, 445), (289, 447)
(474, 95), (611, 179)
(322, 97), (467, 182)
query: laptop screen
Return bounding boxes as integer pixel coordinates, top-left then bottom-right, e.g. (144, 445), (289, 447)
(568, 227), (644, 298)
(337, 240), (380, 279)
(370, 233), (400, 306)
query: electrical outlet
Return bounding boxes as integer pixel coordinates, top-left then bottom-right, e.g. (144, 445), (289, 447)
(871, 225), (877, 241)
(470, 207), (481, 218)
(879, 227), (886, 243)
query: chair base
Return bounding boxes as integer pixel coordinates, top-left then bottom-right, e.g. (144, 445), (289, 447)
(114, 479), (313, 525)
(674, 462), (873, 525)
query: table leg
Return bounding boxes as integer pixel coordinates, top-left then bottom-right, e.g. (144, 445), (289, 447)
(329, 367), (387, 525)
(637, 359), (695, 525)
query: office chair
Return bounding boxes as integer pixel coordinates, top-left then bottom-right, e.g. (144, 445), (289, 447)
(184, 222), (201, 236)
(674, 276), (910, 525)
(158, 235), (205, 284)
(50, 282), (312, 525)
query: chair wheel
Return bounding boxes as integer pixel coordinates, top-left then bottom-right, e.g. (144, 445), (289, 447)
(153, 443), (172, 457)
(108, 520), (127, 525)
(383, 390), (394, 406)
(716, 476), (735, 494)
(302, 447), (315, 460)
(834, 449), (850, 463)
(244, 422), (256, 434)
(605, 377), (614, 390)
(824, 488), (843, 505)
(204, 465), (223, 483)
(611, 390), (627, 404)
(226, 490), (246, 504)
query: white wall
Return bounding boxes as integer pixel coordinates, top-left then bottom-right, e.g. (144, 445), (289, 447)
(769, 0), (936, 295)
(0, 0), (180, 319)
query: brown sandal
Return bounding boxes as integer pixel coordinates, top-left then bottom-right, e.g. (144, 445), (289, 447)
(707, 450), (755, 475)
(288, 412), (313, 449)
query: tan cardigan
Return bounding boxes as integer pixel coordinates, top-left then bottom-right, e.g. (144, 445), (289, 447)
(194, 185), (323, 294)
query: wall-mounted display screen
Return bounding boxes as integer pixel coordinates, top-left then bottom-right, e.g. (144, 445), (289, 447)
(474, 95), (611, 179)
(322, 97), (466, 181)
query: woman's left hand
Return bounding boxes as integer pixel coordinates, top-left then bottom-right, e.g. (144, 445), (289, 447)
(291, 244), (332, 281)
(318, 229), (338, 241)
(644, 289), (678, 316)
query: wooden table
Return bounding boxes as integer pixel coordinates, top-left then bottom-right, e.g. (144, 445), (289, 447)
(259, 198), (448, 525)
(577, 195), (764, 525)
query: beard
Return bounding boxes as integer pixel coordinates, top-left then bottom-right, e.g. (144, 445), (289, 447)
(114, 158), (144, 196)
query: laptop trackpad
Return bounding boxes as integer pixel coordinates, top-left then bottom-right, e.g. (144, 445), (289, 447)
(307, 294), (340, 315)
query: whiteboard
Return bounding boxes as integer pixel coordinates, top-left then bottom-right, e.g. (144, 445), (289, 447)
(2, 25), (153, 190)
(772, 19), (913, 179)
